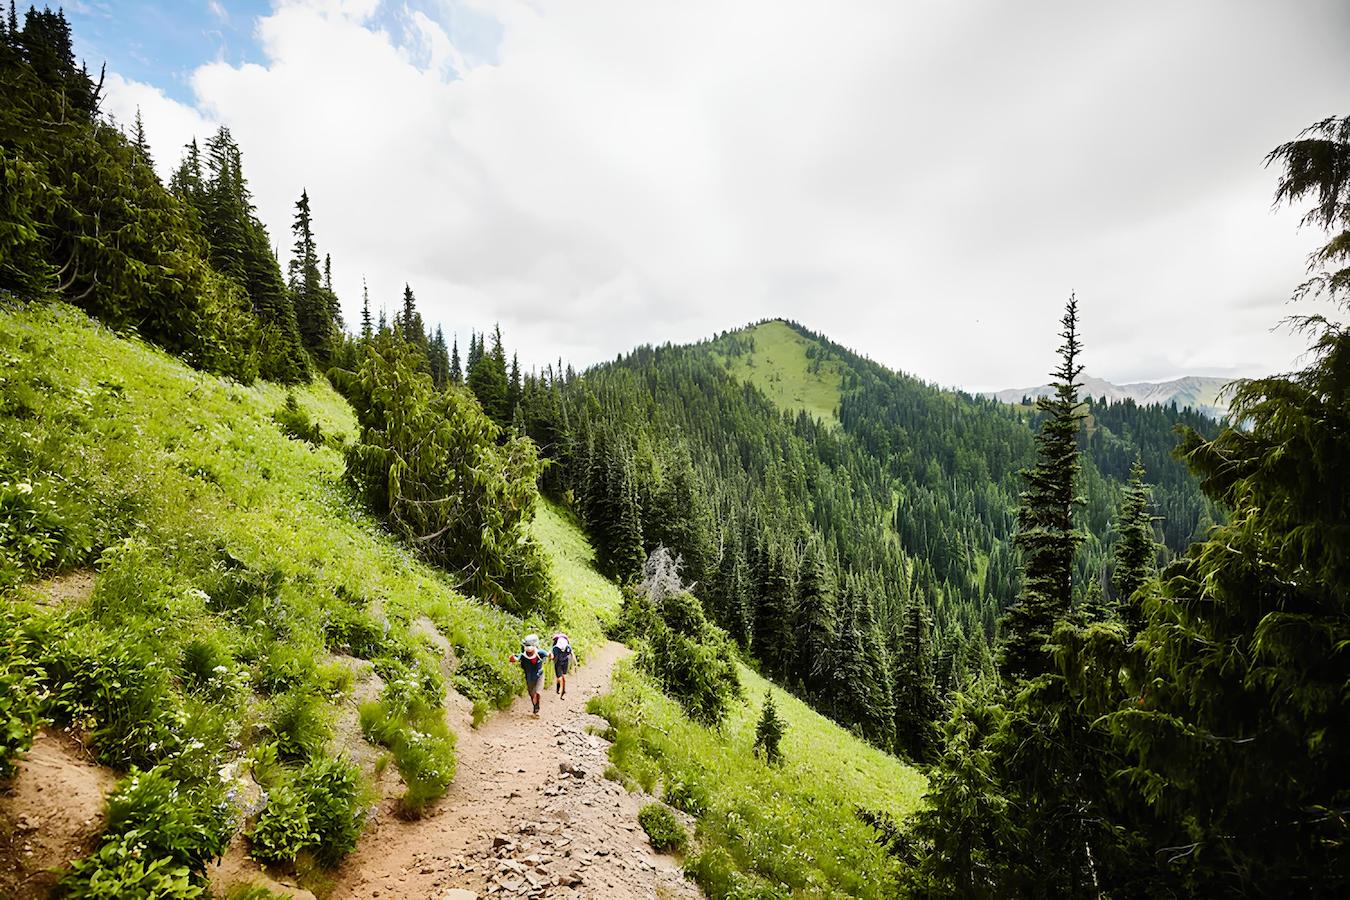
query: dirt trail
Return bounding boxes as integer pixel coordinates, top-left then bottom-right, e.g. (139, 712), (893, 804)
(0, 729), (116, 899)
(330, 640), (701, 900)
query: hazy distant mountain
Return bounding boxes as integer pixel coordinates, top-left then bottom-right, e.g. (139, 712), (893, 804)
(989, 374), (1234, 419)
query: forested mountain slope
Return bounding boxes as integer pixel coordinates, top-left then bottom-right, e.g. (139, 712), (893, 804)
(516, 318), (1219, 758)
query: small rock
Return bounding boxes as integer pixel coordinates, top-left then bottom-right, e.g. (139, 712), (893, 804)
(439, 891), (479, 900)
(492, 835), (513, 849)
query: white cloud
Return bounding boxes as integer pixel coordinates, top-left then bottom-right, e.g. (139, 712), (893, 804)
(107, 0), (1350, 389)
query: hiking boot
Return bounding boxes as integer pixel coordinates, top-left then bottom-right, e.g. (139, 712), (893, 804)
(555, 681), (560, 694)
(533, 699), (540, 714)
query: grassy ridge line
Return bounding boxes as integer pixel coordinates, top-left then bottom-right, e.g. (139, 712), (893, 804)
(709, 319), (847, 427)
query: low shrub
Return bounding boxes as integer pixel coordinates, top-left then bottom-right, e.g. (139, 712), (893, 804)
(321, 603), (386, 659)
(61, 833), (203, 899)
(180, 635), (238, 700)
(0, 473), (91, 589)
(272, 393), (323, 446)
(264, 690), (332, 763)
(246, 756), (368, 868)
(359, 670), (457, 817)
(295, 756), (368, 866)
(634, 591), (742, 728)
(638, 802), (687, 853)
(102, 765), (233, 875)
(0, 608), (46, 777)
(248, 782), (314, 865)
(663, 771), (710, 817)
(40, 626), (183, 768)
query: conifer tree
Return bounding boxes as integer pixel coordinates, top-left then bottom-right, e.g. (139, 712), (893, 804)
(753, 544), (797, 678)
(359, 278), (372, 342)
(508, 352), (522, 415)
(753, 692), (786, 766)
(468, 324), (510, 425)
(894, 600), (939, 762)
(130, 106), (152, 168)
(1111, 456), (1156, 637)
(289, 188), (331, 361)
(999, 295), (1084, 683)
(793, 536), (838, 696)
(449, 336), (462, 383)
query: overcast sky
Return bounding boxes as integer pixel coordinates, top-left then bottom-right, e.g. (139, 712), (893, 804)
(71, 0), (1350, 391)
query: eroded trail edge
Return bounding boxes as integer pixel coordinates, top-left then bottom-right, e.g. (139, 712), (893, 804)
(330, 640), (700, 900)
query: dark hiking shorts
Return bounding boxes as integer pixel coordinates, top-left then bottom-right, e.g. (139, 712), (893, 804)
(554, 655), (570, 676)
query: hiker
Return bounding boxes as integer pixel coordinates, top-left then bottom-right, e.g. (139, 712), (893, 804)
(508, 634), (551, 716)
(551, 633), (573, 698)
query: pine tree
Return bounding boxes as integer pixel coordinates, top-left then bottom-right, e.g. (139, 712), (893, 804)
(449, 336), (462, 383)
(1105, 115), (1350, 894)
(130, 106), (152, 168)
(468, 324), (510, 425)
(289, 189), (331, 361)
(792, 536), (838, 697)
(359, 278), (372, 342)
(1111, 456), (1156, 637)
(753, 544), (796, 679)
(753, 692), (786, 765)
(894, 600), (938, 762)
(999, 295), (1084, 683)
(508, 352), (522, 416)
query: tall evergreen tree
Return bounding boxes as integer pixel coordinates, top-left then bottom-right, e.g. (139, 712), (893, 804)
(289, 188), (332, 361)
(1111, 456), (1157, 637)
(792, 536), (838, 697)
(130, 106), (152, 168)
(999, 295), (1085, 683)
(359, 278), (372, 342)
(468, 324), (510, 425)
(894, 600), (939, 762)
(449, 335), (462, 383)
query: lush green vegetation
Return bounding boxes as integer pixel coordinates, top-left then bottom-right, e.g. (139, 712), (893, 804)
(710, 319), (847, 426)
(591, 660), (926, 898)
(901, 117), (1350, 897)
(0, 301), (525, 889)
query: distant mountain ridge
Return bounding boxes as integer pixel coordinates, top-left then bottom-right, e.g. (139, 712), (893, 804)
(989, 374), (1234, 419)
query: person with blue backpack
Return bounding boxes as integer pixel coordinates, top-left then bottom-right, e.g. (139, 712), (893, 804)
(508, 634), (551, 716)
(551, 632), (573, 698)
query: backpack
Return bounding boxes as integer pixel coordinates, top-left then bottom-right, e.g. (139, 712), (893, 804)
(553, 636), (571, 659)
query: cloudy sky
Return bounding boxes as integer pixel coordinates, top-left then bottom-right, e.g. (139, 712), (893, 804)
(68, 0), (1350, 391)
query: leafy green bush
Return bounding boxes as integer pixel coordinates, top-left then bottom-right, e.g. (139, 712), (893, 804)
(248, 782), (314, 865)
(102, 766), (233, 874)
(631, 591), (742, 727)
(0, 607), (46, 776)
(253, 642), (316, 695)
(61, 833), (203, 899)
(247, 756), (368, 868)
(0, 473), (90, 588)
(663, 771), (710, 817)
(321, 603), (386, 659)
(263, 690), (332, 763)
(295, 756), (368, 866)
(359, 667), (457, 817)
(180, 634), (240, 701)
(272, 393), (322, 445)
(40, 626), (183, 768)
(333, 336), (558, 617)
(638, 802), (687, 853)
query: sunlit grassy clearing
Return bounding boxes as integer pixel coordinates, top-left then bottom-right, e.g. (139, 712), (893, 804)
(712, 319), (846, 427)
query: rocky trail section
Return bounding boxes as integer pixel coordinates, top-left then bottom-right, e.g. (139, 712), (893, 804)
(331, 640), (700, 900)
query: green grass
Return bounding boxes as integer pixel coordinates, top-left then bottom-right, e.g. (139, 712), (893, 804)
(531, 498), (623, 659)
(0, 302), (528, 882)
(710, 320), (847, 427)
(591, 659), (927, 899)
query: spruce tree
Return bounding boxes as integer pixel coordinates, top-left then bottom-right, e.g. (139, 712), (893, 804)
(753, 692), (786, 765)
(449, 335), (462, 383)
(289, 188), (330, 361)
(1111, 456), (1156, 637)
(130, 106), (152, 168)
(468, 325), (510, 425)
(359, 278), (372, 342)
(999, 295), (1084, 683)
(894, 600), (938, 762)
(792, 536), (838, 697)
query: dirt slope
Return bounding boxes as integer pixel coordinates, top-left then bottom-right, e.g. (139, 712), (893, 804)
(330, 640), (700, 900)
